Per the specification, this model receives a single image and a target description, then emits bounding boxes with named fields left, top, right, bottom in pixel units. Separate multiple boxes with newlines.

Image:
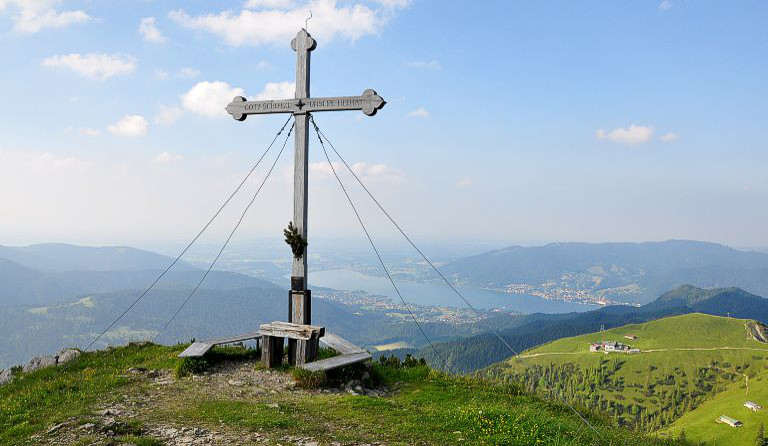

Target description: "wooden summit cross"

left=226, top=29, right=385, bottom=328
left=180, top=29, right=383, bottom=369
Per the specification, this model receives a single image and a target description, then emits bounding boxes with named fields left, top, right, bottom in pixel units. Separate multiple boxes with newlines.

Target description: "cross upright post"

left=224, top=29, right=385, bottom=365
left=289, top=29, right=316, bottom=327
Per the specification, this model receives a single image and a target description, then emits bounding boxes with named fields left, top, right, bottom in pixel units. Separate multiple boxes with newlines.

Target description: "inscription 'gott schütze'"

left=245, top=101, right=293, bottom=111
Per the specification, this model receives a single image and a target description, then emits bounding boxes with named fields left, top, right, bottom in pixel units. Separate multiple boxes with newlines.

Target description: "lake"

left=309, top=269, right=598, bottom=314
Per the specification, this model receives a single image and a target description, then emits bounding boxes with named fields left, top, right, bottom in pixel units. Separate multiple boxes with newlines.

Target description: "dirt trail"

left=519, top=347, right=768, bottom=358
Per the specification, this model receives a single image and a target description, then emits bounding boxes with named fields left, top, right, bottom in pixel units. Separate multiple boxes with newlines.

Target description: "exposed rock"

left=46, top=423, right=65, bottom=434
left=0, top=369, right=12, bottom=386
left=57, top=349, right=81, bottom=365
left=24, top=355, right=57, bottom=373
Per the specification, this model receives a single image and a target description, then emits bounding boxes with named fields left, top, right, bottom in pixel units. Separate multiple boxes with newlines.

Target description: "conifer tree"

left=756, top=423, right=766, bottom=446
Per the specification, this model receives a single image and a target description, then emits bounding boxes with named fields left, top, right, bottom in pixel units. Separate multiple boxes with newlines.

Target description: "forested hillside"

left=481, top=314, right=768, bottom=432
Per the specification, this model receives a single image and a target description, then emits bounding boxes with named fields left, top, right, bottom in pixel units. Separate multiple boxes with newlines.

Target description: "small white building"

left=717, top=415, right=742, bottom=427
left=745, top=401, right=762, bottom=412
left=589, top=343, right=602, bottom=352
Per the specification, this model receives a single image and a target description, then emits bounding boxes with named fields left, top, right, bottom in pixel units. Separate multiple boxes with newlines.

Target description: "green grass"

left=659, top=370, right=768, bottom=445
left=529, top=313, right=766, bottom=354
left=0, top=342, right=686, bottom=446
left=175, top=362, right=680, bottom=445
left=0, top=342, right=180, bottom=444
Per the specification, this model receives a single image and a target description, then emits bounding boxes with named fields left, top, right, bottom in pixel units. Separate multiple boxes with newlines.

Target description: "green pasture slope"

left=660, top=370, right=768, bottom=445
left=483, top=313, right=768, bottom=430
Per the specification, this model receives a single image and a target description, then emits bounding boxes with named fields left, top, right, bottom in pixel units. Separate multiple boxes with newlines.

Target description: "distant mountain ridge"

left=0, top=243, right=196, bottom=272
left=442, top=240, right=768, bottom=303
left=421, top=285, right=768, bottom=373
left=0, top=244, right=279, bottom=306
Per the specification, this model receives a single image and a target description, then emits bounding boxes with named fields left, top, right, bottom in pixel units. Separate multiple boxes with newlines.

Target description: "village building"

left=745, top=401, right=762, bottom=412
left=717, top=415, right=742, bottom=427
left=588, top=340, right=636, bottom=353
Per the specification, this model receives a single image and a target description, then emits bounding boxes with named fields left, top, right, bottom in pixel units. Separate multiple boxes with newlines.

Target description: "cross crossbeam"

left=226, top=89, right=386, bottom=120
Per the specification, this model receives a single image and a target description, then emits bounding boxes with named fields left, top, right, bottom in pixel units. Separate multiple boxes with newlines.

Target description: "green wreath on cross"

left=284, top=221, right=308, bottom=259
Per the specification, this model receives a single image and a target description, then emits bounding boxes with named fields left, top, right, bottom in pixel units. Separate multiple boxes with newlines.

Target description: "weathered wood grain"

left=300, top=351, right=371, bottom=372
left=224, top=91, right=386, bottom=118
left=261, top=335, right=284, bottom=368
left=259, top=321, right=324, bottom=340
left=178, top=342, right=213, bottom=358
left=320, top=333, right=365, bottom=355
left=178, top=332, right=262, bottom=358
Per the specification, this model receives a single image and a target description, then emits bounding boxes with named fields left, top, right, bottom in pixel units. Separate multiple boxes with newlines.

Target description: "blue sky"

left=0, top=0, right=766, bottom=248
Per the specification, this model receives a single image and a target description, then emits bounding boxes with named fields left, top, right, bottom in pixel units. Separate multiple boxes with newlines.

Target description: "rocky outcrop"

left=747, top=321, right=768, bottom=343
left=1, top=348, right=82, bottom=387
left=23, top=355, right=57, bottom=373
left=57, top=349, right=81, bottom=365
left=0, top=369, right=12, bottom=386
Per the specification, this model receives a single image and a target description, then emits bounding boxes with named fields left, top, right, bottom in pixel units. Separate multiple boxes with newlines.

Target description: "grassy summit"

left=0, top=343, right=681, bottom=445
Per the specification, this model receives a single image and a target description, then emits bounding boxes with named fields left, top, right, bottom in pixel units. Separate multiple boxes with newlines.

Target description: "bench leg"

left=292, top=336, right=320, bottom=367
left=261, top=335, right=284, bottom=369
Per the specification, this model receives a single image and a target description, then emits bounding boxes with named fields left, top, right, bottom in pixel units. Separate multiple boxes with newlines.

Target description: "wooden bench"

left=179, top=325, right=370, bottom=373
left=259, top=321, right=324, bottom=368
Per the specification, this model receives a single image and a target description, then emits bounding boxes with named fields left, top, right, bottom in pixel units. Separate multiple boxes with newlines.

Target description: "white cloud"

left=108, top=115, right=148, bottom=137
left=596, top=124, right=653, bottom=144
left=375, top=0, right=411, bottom=9
left=155, top=105, right=183, bottom=125
left=244, top=0, right=297, bottom=8
left=658, top=0, right=673, bottom=11
left=169, top=0, right=409, bottom=47
left=178, top=67, right=200, bottom=78
left=407, top=108, right=429, bottom=118
left=78, top=127, right=101, bottom=137
left=139, top=17, right=166, bottom=43
left=154, top=69, right=170, bottom=80
left=42, top=53, right=137, bottom=81
left=405, top=60, right=441, bottom=70
left=0, top=1, right=91, bottom=33
left=310, top=161, right=403, bottom=183
left=181, top=81, right=245, bottom=118
left=154, top=151, right=183, bottom=164
left=255, top=81, right=295, bottom=100
left=660, top=132, right=680, bottom=142
left=0, top=150, right=93, bottom=172
left=457, top=178, right=474, bottom=188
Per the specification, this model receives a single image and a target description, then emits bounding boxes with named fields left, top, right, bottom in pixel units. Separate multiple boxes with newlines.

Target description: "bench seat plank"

left=178, top=332, right=262, bottom=358
left=300, top=351, right=371, bottom=372
left=320, top=333, right=365, bottom=355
